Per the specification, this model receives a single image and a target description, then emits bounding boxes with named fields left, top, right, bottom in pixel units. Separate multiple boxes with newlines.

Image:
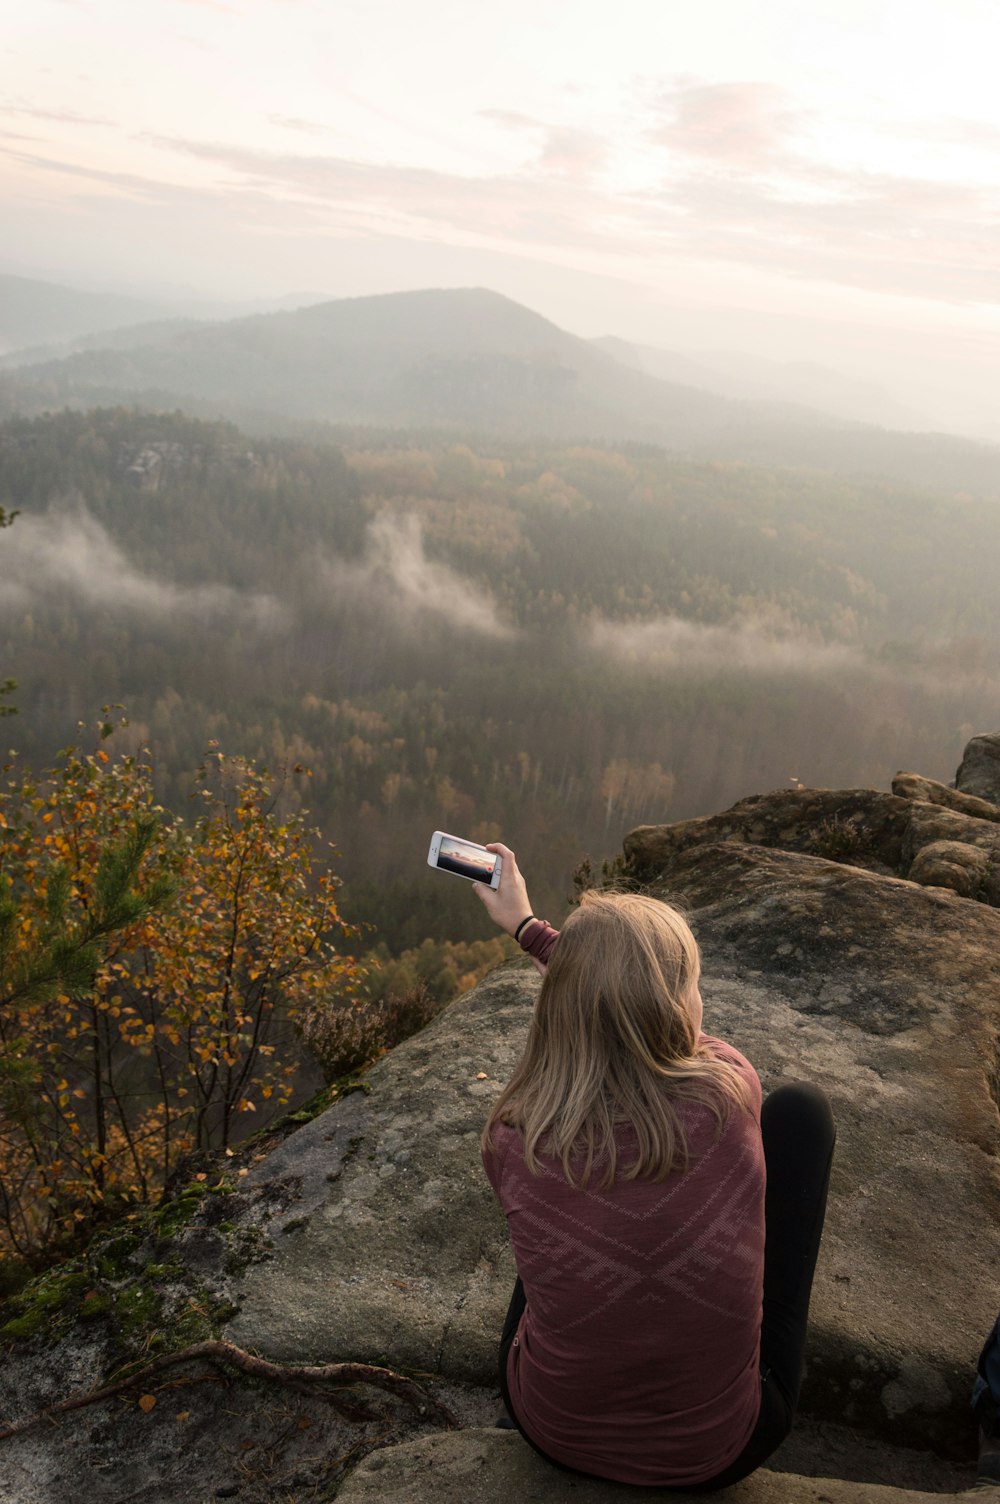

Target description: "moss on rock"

left=0, top=1163, right=270, bottom=1372
left=0, top=1266, right=91, bottom=1341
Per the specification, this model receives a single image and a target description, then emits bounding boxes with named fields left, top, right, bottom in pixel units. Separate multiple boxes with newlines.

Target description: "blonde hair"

left=483, top=891, right=754, bottom=1189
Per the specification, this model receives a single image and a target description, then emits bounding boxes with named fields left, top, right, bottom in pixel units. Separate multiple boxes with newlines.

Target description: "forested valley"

left=3, top=405, right=1000, bottom=961
left=3, top=401, right=1000, bottom=1265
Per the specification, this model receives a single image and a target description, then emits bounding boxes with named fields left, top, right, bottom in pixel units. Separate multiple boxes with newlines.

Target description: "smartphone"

left=427, top=831, right=503, bottom=888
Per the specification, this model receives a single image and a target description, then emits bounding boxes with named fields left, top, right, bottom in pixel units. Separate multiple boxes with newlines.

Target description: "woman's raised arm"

left=473, top=843, right=549, bottom=976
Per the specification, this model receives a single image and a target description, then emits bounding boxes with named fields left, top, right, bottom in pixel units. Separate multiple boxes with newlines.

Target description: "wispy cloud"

left=538, top=126, right=608, bottom=178
left=6, top=73, right=998, bottom=312
left=131, top=133, right=616, bottom=254
left=129, top=113, right=1000, bottom=306
left=482, top=110, right=608, bottom=179
left=1, top=146, right=203, bottom=204
left=648, top=80, right=801, bottom=168
left=0, top=99, right=113, bottom=127
left=587, top=611, right=1000, bottom=690
left=636, top=79, right=1000, bottom=305
left=587, top=613, right=858, bottom=675
left=175, top=0, right=237, bottom=12
left=920, top=116, right=1000, bottom=153
left=0, top=508, right=287, bottom=628
left=318, top=514, right=515, bottom=638
left=480, top=110, right=537, bottom=132
left=267, top=114, right=328, bottom=136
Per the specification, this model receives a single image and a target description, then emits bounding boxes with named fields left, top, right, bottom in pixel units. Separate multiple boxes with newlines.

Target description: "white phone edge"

left=426, top=830, right=502, bottom=889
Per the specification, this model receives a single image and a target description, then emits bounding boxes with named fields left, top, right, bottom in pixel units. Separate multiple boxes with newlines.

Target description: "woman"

left=475, top=842, right=835, bottom=1491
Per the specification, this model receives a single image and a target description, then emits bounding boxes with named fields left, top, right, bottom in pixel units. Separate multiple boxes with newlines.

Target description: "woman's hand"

left=473, top=843, right=533, bottom=937
left=474, top=844, right=547, bottom=976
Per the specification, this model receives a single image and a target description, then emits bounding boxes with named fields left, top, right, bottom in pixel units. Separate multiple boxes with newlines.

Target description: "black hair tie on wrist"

left=514, top=914, right=537, bottom=943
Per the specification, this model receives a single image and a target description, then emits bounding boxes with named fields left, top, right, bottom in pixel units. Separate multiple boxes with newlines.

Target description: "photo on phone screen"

left=427, top=831, right=501, bottom=887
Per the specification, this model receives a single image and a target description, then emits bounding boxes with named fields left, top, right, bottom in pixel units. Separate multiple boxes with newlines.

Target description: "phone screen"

left=436, top=834, right=499, bottom=884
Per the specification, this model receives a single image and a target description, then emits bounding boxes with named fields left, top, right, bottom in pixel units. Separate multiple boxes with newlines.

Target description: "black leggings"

left=498, top=1081, right=836, bottom=1492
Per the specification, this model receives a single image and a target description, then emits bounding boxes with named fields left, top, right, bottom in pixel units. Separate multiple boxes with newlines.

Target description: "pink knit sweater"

left=482, top=1027, right=765, bottom=1487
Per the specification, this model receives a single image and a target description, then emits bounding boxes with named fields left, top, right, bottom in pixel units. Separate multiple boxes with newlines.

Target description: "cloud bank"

left=587, top=610, right=1000, bottom=691
left=587, top=612, right=859, bottom=675
left=319, top=514, right=515, bottom=639
left=0, top=508, right=287, bottom=628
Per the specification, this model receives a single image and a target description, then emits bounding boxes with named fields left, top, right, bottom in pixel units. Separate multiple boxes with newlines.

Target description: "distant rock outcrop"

left=2, top=733, right=999, bottom=1500
left=890, top=771, right=1000, bottom=823
left=955, top=733, right=1000, bottom=807
left=627, top=751, right=1000, bottom=912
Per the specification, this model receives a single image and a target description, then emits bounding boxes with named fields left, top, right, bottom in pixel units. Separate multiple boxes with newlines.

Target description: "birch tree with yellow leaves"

left=0, top=719, right=360, bottom=1265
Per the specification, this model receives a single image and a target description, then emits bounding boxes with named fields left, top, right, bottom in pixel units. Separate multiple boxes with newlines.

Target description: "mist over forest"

left=2, top=352, right=999, bottom=958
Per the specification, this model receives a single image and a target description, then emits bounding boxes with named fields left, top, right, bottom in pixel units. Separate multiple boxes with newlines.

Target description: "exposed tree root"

left=0, top=1337, right=457, bottom=1441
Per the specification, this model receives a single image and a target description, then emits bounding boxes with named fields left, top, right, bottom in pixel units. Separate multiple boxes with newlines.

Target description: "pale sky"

left=2, top=0, right=999, bottom=434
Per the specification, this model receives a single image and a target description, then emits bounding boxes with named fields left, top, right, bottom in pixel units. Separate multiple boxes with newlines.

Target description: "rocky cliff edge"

left=2, top=741, right=1000, bottom=1501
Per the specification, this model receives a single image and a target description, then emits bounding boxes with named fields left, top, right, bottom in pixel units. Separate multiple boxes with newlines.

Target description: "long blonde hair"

left=483, top=891, right=754, bottom=1188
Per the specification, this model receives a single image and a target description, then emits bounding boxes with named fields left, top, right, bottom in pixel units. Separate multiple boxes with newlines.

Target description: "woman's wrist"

left=518, top=919, right=559, bottom=967
left=513, top=914, right=537, bottom=942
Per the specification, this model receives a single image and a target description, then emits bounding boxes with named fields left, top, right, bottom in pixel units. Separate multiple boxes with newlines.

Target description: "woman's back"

left=483, top=1034, right=765, bottom=1487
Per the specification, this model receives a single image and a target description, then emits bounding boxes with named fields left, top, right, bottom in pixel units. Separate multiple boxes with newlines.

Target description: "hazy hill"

left=0, top=315, right=207, bottom=372
left=0, top=274, right=173, bottom=356
left=3, top=286, right=998, bottom=494
left=0, top=273, right=337, bottom=366
left=0, top=286, right=757, bottom=434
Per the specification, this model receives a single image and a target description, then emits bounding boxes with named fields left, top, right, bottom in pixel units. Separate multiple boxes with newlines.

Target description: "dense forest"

left=2, top=407, right=1000, bottom=956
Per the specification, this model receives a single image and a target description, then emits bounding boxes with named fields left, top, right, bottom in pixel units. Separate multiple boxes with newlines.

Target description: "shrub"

left=298, top=984, right=441, bottom=1081
left=0, top=718, right=360, bottom=1264
left=810, top=816, right=865, bottom=862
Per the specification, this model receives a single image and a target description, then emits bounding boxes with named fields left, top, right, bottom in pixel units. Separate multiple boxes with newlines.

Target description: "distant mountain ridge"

left=2, top=286, right=998, bottom=494
left=0, top=272, right=333, bottom=365
left=0, top=274, right=172, bottom=356
left=0, top=316, right=207, bottom=372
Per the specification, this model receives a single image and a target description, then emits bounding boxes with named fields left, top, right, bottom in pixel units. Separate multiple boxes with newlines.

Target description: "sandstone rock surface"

left=907, top=840, right=994, bottom=899
left=956, top=733, right=1000, bottom=806
left=892, top=771, right=1000, bottom=823
left=624, top=787, right=911, bottom=878
left=626, top=781, right=1000, bottom=907
left=624, top=839, right=1000, bottom=1454
left=902, top=803, right=1000, bottom=876
left=336, top=1429, right=984, bottom=1504
left=223, top=832, right=1000, bottom=1460
left=5, top=744, right=1000, bottom=1501
left=224, top=964, right=532, bottom=1380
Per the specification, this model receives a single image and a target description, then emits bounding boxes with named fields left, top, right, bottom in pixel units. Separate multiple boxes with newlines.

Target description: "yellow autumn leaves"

left=0, top=722, right=361, bottom=1263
